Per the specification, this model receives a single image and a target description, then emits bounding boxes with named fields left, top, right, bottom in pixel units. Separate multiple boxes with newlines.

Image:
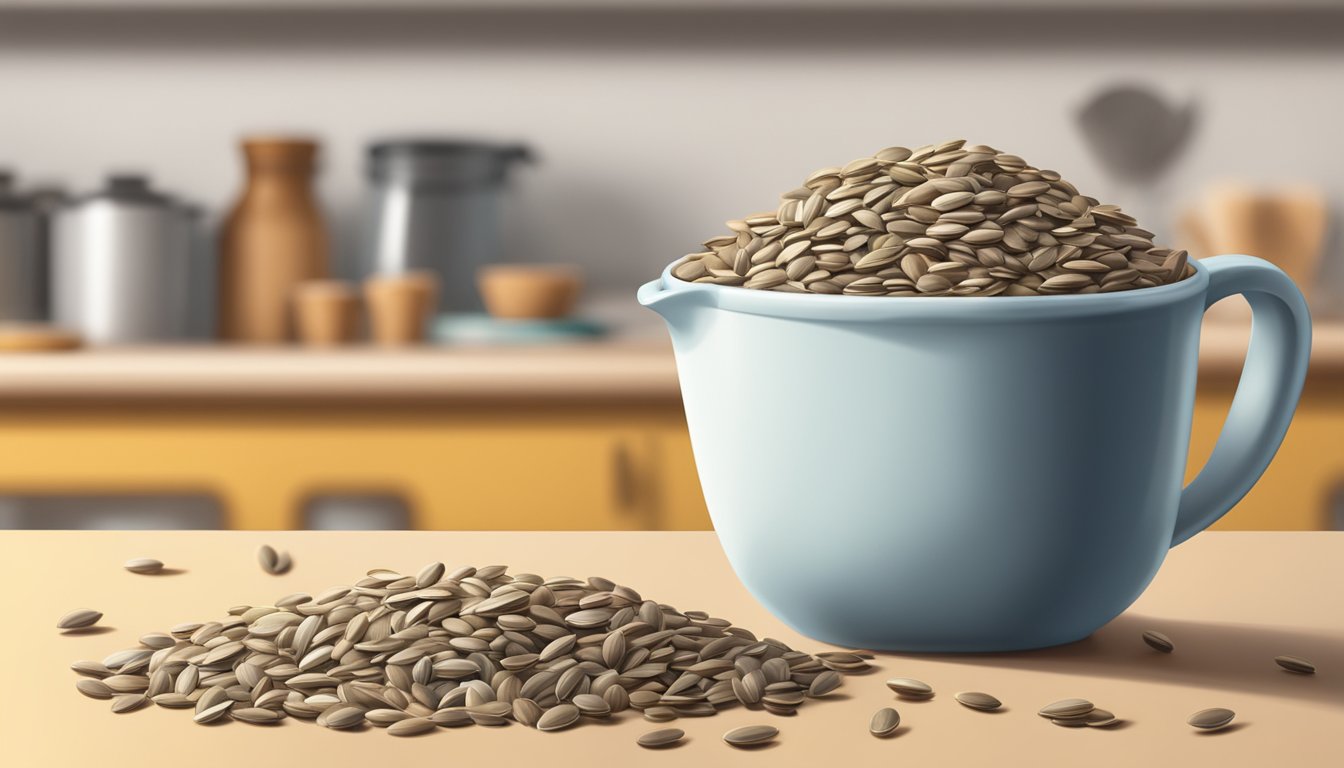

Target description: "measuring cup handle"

left=1171, top=255, right=1312, bottom=546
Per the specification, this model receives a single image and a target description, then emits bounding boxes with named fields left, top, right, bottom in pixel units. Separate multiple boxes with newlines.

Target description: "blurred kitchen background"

left=0, top=0, right=1341, bottom=531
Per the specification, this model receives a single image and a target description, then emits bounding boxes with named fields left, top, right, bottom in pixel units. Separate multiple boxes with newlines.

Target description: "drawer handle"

left=612, top=443, right=637, bottom=512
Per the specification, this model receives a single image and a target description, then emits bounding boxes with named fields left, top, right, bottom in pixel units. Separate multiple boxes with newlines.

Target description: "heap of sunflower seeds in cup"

left=68, top=564, right=865, bottom=734
left=672, top=139, right=1191, bottom=296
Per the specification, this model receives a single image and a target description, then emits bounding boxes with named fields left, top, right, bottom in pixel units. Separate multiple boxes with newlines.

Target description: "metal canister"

left=360, top=140, right=532, bottom=312
left=0, top=171, right=46, bottom=321
left=51, top=174, right=195, bottom=344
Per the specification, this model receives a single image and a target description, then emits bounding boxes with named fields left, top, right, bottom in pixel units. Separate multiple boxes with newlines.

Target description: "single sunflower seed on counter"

left=58, top=609, right=103, bottom=630
left=1188, top=708, right=1236, bottom=731
left=724, top=724, right=779, bottom=748
left=1274, top=655, right=1316, bottom=674
left=870, top=707, right=901, bottom=737
left=257, top=545, right=292, bottom=575
left=638, top=727, right=686, bottom=749
left=1142, top=630, right=1174, bottom=653
left=886, top=678, right=934, bottom=699
left=124, top=558, right=164, bottom=575
left=955, top=692, right=1002, bottom=711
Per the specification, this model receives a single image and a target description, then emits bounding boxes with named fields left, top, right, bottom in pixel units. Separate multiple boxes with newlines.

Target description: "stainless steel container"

left=52, top=175, right=195, bottom=344
left=0, top=171, right=46, bottom=321
left=360, top=141, right=531, bottom=312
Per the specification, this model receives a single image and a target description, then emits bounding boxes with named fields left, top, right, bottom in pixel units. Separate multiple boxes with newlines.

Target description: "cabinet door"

left=408, top=427, right=660, bottom=530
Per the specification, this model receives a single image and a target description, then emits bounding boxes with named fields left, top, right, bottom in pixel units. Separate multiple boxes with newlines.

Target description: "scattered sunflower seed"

left=387, top=717, right=436, bottom=737
left=57, top=609, right=103, bottom=631
left=1274, top=655, right=1316, bottom=674
left=1084, top=708, right=1119, bottom=727
left=257, top=545, right=292, bottom=575
left=637, top=728, right=686, bottom=749
left=886, top=678, right=934, bottom=699
left=723, top=724, right=778, bottom=747
left=1142, top=630, right=1174, bottom=653
left=870, top=707, right=901, bottom=737
left=1188, top=708, right=1236, bottom=731
left=955, top=691, right=1002, bottom=711
left=1039, top=698, right=1094, bottom=719
left=124, top=558, right=165, bottom=575
left=111, top=694, right=149, bottom=714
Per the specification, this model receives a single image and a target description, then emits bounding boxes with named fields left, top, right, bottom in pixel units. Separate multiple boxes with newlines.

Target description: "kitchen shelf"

left=0, top=322, right=1340, bottom=402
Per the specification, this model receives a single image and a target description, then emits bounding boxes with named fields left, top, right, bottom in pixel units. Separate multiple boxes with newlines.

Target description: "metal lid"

left=368, top=139, right=533, bottom=189
left=0, top=169, right=31, bottom=212
left=70, top=174, right=173, bottom=207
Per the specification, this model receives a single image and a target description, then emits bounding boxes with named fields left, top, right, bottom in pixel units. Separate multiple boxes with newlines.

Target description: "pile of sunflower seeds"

left=672, top=140, right=1191, bottom=296
left=69, top=564, right=865, bottom=734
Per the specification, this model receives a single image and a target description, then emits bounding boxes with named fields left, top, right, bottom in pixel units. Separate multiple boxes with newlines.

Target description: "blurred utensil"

left=1180, top=182, right=1328, bottom=320
left=478, top=263, right=581, bottom=320
left=360, top=140, right=532, bottom=313
left=294, top=280, right=359, bottom=347
left=51, top=174, right=195, bottom=344
left=364, top=271, right=438, bottom=346
left=0, top=171, right=46, bottom=322
left=220, top=137, right=329, bottom=343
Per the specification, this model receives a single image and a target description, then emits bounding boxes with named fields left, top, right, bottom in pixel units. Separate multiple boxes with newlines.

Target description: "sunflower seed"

left=886, top=678, right=933, bottom=699
left=1142, top=630, right=1174, bottom=653
left=323, top=706, right=366, bottom=730
left=58, top=609, right=103, bottom=630
left=638, top=727, right=686, bottom=748
left=724, top=724, right=778, bottom=747
left=124, top=558, right=164, bottom=575
left=192, top=700, right=234, bottom=725
left=1275, top=655, right=1315, bottom=674
left=233, top=707, right=284, bottom=725
left=76, top=679, right=114, bottom=699
left=1188, top=708, right=1236, bottom=731
left=386, top=717, right=435, bottom=737
left=537, top=703, right=581, bottom=732
left=1039, top=699, right=1094, bottom=719
left=257, top=545, right=292, bottom=575
left=955, top=691, right=1002, bottom=711
left=870, top=707, right=901, bottom=737
left=1084, top=708, right=1119, bottom=727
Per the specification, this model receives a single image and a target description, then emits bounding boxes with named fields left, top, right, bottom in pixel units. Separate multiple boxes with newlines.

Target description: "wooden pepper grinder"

left=219, top=137, right=329, bottom=342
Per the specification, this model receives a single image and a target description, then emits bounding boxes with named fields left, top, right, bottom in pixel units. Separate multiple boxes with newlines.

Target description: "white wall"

left=0, top=6, right=1340, bottom=306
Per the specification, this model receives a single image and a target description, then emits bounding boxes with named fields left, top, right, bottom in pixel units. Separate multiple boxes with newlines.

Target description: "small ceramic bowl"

left=478, top=264, right=581, bottom=319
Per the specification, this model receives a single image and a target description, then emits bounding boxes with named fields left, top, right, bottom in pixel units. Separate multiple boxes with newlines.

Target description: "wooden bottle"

left=219, top=138, right=329, bottom=342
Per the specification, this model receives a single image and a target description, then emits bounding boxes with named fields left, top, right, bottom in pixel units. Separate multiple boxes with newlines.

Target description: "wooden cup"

left=477, top=264, right=582, bottom=320
left=294, top=280, right=359, bottom=347
left=363, top=272, right=439, bottom=346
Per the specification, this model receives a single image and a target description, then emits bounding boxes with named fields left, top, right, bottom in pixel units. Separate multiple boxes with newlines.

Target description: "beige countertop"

left=0, top=530, right=1339, bottom=766
left=0, top=321, right=1340, bottom=401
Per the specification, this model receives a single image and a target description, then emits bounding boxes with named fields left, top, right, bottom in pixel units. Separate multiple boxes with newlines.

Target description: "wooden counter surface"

left=0, top=321, right=1339, bottom=401
left=1, top=531, right=1339, bottom=766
